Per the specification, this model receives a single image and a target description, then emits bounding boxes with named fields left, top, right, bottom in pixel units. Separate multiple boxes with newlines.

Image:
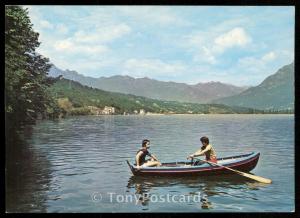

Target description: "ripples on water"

left=6, top=115, right=294, bottom=212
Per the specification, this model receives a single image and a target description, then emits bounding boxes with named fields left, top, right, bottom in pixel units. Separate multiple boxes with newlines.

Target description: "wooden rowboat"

left=126, top=152, right=260, bottom=176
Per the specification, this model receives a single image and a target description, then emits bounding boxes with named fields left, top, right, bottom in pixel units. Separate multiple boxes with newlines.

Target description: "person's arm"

left=145, top=150, right=157, bottom=161
left=188, top=145, right=212, bottom=159
left=150, top=154, right=159, bottom=161
left=135, top=151, right=143, bottom=167
left=193, top=144, right=211, bottom=157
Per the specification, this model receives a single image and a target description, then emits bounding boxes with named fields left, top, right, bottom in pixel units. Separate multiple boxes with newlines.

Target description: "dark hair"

left=142, top=139, right=150, bottom=147
left=200, top=136, right=209, bottom=145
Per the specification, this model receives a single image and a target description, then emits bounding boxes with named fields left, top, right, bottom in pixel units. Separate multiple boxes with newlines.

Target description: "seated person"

left=135, top=139, right=162, bottom=169
left=187, top=136, right=218, bottom=164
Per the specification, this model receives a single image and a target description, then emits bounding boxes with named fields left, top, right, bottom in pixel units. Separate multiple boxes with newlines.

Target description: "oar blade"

left=199, top=158, right=272, bottom=184
left=241, top=172, right=272, bottom=184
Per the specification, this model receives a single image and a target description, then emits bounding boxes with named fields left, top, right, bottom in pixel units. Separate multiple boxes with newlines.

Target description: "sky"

left=25, top=6, right=294, bottom=86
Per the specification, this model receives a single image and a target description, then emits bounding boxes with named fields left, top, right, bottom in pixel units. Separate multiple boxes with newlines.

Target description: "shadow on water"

left=6, top=125, right=52, bottom=212
left=126, top=174, right=269, bottom=210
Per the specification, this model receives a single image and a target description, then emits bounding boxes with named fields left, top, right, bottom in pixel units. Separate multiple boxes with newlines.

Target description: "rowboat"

left=126, top=152, right=260, bottom=176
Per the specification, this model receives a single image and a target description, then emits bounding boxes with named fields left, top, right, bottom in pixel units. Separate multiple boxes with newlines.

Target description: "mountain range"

left=49, top=78, right=263, bottom=115
left=213, top=62, right=294, bottom=110
left=48, top=61, right=294, bottom=111
left=48, top=65, right=248, bottom=103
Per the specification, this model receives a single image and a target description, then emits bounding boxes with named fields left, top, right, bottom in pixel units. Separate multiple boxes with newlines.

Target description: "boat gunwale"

left=158, top=152, right=256, bottom=166
left=128, top=152, right=259, bottom=173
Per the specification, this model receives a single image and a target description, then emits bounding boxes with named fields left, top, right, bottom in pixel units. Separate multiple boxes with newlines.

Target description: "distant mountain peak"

left=213, top=62, right=294, bottom=110
left=48, top=64, right=249, bottom=103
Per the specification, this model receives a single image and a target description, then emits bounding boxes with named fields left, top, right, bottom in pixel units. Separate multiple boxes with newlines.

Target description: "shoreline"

left=36, top=113, right=294, bottom=122
left=90, top=113, right=294, bottom=116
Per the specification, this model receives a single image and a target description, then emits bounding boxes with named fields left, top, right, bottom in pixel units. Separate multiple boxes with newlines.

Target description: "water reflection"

left=6, top=126, right=52, bottom=212
left=126, top=174, right=269, bottom=210
left=5, top=115, right=293, bottom=212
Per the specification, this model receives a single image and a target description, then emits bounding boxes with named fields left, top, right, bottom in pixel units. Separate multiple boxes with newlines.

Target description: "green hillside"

left=49, top=65, right=248, bottom=103
left=48, top=78, right=263, bottom=115
left=213, top=62, right=294, bottom=110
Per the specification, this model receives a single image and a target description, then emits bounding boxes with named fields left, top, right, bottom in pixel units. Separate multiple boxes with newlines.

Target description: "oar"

left=195, top=158, right=272, bottom=184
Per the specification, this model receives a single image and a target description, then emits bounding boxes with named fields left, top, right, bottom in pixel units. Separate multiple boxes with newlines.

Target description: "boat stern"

left=126, top=160, right=137, bottom=175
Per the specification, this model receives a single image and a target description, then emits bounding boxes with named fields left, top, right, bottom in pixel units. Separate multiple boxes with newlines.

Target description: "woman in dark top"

left=135, top=139, right=162, bottom=169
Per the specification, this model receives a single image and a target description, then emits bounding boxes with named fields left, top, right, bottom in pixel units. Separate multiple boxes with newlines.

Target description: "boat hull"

left=127, top=152, right=260, bottom=176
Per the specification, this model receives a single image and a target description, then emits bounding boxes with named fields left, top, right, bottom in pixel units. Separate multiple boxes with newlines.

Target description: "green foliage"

left=57, top=98, right=73, bottom=114
left=5, top=6, right=60, bottom=131
left=70, top=107, right=92, bottom=116
left=49, top=79, right=265, bottom=115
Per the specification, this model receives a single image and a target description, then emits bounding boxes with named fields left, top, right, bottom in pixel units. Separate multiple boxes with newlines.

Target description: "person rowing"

left=135, top=139, right=162, bottom=169
left=187, top=136, right=218, bottom=164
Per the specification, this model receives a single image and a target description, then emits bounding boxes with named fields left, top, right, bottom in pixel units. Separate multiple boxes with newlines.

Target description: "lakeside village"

left=54, top=98, right=293, bottom=119
left=87, top=106, right=171, bottom=116
left=53, top=97, right=200, bottom=117
left=52, top=98, right=293, bottom=119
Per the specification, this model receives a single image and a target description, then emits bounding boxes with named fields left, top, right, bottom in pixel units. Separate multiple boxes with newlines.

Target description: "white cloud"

left=231, top=53, right=277, bottom=85
left=25, top=6, right=51, bottom=32
left=73, top=23, right=131, bottom=44
left=237, top=56, right=265, bottom=70
left=228, top=47, right=293, bottom=86
left=238, top=51, right=277, bottom=69
left=39, top=20, right=54, bottom=29
left=25, top=6, right=293, bottom=86
left=56, top=24, right=69, bottom=35
left=117, top=6, right=190, bottom=26
left=26, top=6, right=133, bottom=77
left=184, top=27, right=252, bottom=64
left=281, top=49, right=294, bottom=61
left=261, top=51, right=276, bottom=62
left=186, top=34, right=204, bottom=47
left=26, top=6, right=131, bottom=57
left=54, top=39, right=109, bottom=56
left=193, top=46, right=216, bottom=64
left=51, top=23, right=130, bottom=59
left=214, top=27, right=251, bottom=52
left=54, top=39, right=72, bottom=50
left=123, top=58, right=186, bottom=77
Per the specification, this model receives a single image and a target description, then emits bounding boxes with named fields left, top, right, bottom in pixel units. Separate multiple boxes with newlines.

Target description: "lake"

left=6, top=114, right=294, bottom=212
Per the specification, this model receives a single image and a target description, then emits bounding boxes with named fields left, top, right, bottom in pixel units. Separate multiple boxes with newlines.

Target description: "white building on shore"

left=102, top=106, right=115, bottom=115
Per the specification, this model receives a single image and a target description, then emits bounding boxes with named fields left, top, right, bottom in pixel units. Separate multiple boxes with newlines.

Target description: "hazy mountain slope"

left=48, top=65, right=247, bottom=103
left=193, top=81, right=248, bottom=99
left=48, top=78, right=263, bottom=114
left=213, top=62, right=294, bottom=110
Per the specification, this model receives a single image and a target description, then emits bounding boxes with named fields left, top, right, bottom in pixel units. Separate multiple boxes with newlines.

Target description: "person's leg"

left=145, top=158, right=155, bottom=162
left=143, top=160, right=162, bottom=167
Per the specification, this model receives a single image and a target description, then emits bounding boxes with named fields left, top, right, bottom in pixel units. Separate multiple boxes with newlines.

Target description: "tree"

left=57, top=98, right=73, bottom=114
left=5, top=6, right=58, bottom=131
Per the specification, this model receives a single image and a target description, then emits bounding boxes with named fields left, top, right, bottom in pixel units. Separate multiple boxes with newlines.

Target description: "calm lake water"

left=6, top=114, right=294, bottom=212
